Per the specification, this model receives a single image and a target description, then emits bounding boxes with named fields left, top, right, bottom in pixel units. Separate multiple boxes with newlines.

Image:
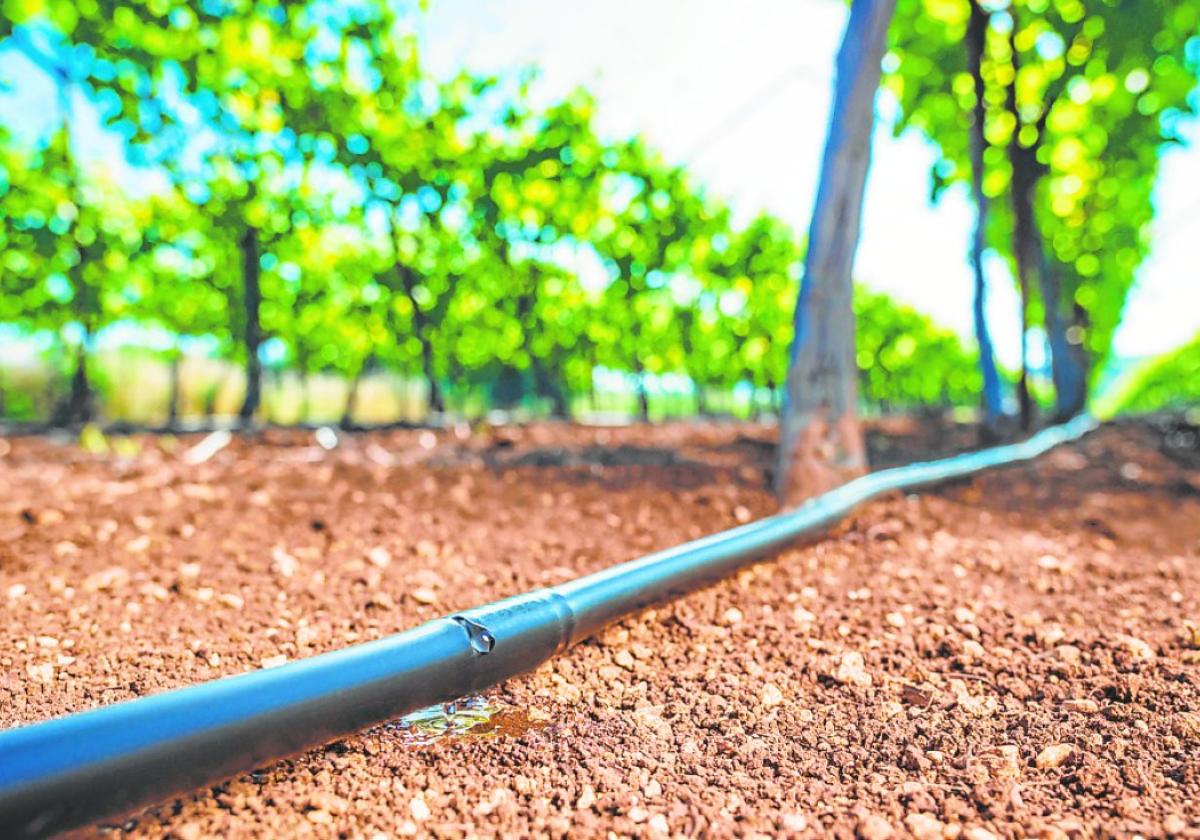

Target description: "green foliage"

left=886, top=0, right=1200, bottom=379
left=1104, top=333, right=1200, bottom=415
left=0, top=0, right=1002, bottom=422
left=855, top=287, right=981, bottom=408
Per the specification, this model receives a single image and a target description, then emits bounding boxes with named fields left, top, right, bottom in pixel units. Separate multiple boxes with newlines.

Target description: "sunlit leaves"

left=1106, top=332, right=1200, bottom=414
left=855, top=287, right=981, bottom=407
left=887, top=0, right=1199, bottom=394
left=1, top=0, right=1000, bottom=417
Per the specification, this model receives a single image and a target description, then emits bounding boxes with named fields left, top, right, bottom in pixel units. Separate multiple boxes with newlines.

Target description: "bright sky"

left=416, top=0, right=1200, bottom=365
left=1, top=0, right=1196, bottom=366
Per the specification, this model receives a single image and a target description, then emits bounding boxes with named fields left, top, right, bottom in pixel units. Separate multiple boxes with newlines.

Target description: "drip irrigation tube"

left=0, top=414, right=1097, bottom=837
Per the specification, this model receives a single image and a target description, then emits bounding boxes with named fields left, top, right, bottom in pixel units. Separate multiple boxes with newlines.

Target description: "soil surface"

left=2, top=416, right=1200, bottom=839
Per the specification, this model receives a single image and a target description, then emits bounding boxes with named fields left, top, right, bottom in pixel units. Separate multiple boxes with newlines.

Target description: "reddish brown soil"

left=2, top=417, right=1200, bottom=839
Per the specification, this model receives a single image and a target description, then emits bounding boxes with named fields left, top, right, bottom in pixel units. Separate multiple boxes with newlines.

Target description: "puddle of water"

left=385, top=694, right=549, bottom=747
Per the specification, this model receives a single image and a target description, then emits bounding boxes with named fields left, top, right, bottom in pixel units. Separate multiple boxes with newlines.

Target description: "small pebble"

left=1114, top=634, right=1155, bottom=661
left=858, top=812, right=893, bottom=840
left=836, top=652, right=872, bottom=687
left=1164, top=815, right=1188, bottom=835
left=761, top=682, right=785, bottom=708
left=1036, top=744, right=1074, bottom=769
left=963, top=828, right=999, bottom=840
left=576, top=786, right=596, bottom=809
left=905, top=813, right=944, bottom=840
left=306, top=810, right=332, bottom=825
left=367, top=547, right=392, bottom=568
left=410, top=797, right=431, bottom=821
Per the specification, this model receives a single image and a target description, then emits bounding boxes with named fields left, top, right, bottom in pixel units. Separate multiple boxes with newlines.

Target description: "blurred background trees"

left=887, top=0, right=1199, bottom=427
left=0, top=0, right=1196, bottom=430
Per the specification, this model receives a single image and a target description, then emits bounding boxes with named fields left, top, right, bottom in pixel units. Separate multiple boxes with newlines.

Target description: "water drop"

left=453, top=616, right=496, bottom=654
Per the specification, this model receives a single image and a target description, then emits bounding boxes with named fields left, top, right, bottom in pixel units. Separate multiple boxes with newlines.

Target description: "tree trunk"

left=776, top=0, right=894, bottom=504
left=418, top=325, right=443, bottom=416
left=166, top=350, right=182, bottom=430
left=238, top=227, right=262, bottom=426
left=966, top=0, right=1004, bottom=434
left=396, top=265, right=443, bottom=417
left=1010, top=140, right=1087, bottom=425
left=340, top=355, right=373, bottom=430
left=1039, top=256, right=1088, bottom=419
left=66, top=337, right=94, bottom=425
left=532, top=364, right=568, bottom=419
left=1008, top=169, right=1036, bottom=432
left=1008, top=18, right=1086, bottom=424
left=634, top=368, right=650, bottom=422
left=1003, top=33, right=1036, bottom=432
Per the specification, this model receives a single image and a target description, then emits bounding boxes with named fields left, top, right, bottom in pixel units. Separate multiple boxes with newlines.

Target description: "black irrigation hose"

left=0, top=414, right=1098, bottom=837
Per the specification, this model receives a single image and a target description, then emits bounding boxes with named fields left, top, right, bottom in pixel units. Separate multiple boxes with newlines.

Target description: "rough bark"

left=776, top=0, right=895, bottom=504
left=966, top=0, right=1004, bottom=433
left=237, top=227, right=262, bottom=426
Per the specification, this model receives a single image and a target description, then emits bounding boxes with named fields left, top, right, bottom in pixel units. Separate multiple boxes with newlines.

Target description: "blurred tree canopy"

left=1106, top=332, right=1200, bottom=415
left=0, top=0, right=1194, bottom=426
left=886, top=0, right=1199, bottom=422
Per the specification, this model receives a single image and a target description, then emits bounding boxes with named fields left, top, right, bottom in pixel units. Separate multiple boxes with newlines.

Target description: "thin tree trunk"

left=166, top=350, right=182, bottom=430
left=340, top=355, right=373, bottom=430
left=1039, top=255, right=1087, bottom=419
left=532, top=364, right=568, bottom=418
left=238, top=227, right=262, bottom=426
left=67, top=336, right=93, bottom=425
left=695, top=381, right=709, bottom=417
left=202, top=370, right=226, bottom=423
left=415, top=312, right=443, bottom=416
left=1003, top=32, right=1035, bottom=432
left=1009, top=182, right=1035, bottom=432
left=395, top=264, right=443, bottom=417
left=634, top=367, right=650, bottom=422
left=966, top=0, right=1004, bottom=434
left=1009, top=121, right=1085, bottom=424
left=776, top=0, right=894, bottom=503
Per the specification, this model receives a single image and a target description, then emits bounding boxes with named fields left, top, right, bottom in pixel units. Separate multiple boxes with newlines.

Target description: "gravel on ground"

left=2, top=417, right=1199, bottom=838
